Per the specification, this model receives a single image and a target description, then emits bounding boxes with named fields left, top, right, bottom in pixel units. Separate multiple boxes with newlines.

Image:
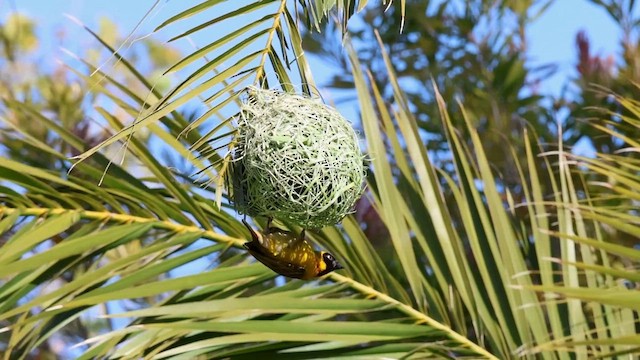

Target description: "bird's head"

left=317, top=252, right=343, bottom=277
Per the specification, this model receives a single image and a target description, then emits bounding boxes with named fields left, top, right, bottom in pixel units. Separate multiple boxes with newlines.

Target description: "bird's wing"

left=244, top=242, right=306, bottom=279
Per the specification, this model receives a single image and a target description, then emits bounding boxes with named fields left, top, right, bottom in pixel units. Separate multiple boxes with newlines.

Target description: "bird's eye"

left=323, top=253, right=334, bottom=262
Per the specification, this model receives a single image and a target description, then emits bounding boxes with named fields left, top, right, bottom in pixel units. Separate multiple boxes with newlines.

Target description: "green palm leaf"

left=1, top=1, right=638, bottom=359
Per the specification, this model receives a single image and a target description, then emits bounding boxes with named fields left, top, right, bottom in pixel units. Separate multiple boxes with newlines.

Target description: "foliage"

left=0, top=1, right=638, bottom=359
left=567, top=0, right=640, bottom=156
left=304, top=0, right=556, bottom=189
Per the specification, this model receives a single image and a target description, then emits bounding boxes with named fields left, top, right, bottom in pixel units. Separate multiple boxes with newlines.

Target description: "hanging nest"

left=231, top=86, right=367, bottom=229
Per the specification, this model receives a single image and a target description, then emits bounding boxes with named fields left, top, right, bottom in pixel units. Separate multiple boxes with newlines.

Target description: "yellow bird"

left=242, top=219, right=343, bottom=280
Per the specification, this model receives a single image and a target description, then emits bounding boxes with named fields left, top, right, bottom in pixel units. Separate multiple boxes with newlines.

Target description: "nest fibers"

left=232, top=87, right=367, bottom=229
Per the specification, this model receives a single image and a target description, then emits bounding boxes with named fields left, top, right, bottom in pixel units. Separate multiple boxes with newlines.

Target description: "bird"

left=242, top=218, right=343, bottom=280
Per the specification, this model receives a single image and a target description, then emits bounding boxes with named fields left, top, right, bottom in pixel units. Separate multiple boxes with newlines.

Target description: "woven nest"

left=232, top=87, right=366, bottom=229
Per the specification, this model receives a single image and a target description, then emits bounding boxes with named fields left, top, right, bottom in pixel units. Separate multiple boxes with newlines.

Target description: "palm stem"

left=330, top=272, right=499, bottom=360
left=1, top=205, right=497, bottom=358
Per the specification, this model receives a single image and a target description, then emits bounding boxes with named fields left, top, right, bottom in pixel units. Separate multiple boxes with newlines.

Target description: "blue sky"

left=529, top=0, right=623, bottom=96
left=1, top=0, right=628, bottom=97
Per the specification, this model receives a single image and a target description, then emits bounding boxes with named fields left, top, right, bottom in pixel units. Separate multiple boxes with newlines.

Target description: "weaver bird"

left=242, top=219, right=343, bottom=280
